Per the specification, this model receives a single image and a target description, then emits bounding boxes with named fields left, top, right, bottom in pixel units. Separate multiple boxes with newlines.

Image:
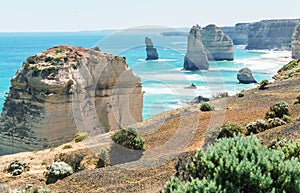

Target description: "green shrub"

left=74, top=132, right=88, bottom=143
left=217, top=122, right=246, bottom=138
left=55, top=49, right=63, bottom=54
left=111, top=127, right=145, bottom=150
left=199, top=102, right=214, bottom=112
left=246, top=119, right=268, bottom=134
left=282, top=115, right=292, bottom=123
left=278, top=59, right=300, bottom=72
left=259, top=79, right=269, bottom=90
left=62, top=144, right=73, bottom=149
left=237, top=92, right=244, bottom=97
left=165, top=135, right=300, bottom=193
left=46, top=162, right=73, bottom=184
left=266, top=101, right=289, bottom=119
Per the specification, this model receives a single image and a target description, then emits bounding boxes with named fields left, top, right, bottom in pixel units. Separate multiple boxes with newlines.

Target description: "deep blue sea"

left=0, top=29, right=290, bottom=120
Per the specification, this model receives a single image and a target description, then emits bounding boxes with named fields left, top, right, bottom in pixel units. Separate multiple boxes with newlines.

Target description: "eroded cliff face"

left=292, top=24, right=300, bottom=59
left=202, top=24, right=234, bottom=61
left=233, top=23, right=250, bottom=45
left=246, top=19, right=300, bottom=50
left=0, top=46, right=143, bottom=153
left=184, top=26, right=209, bottom=71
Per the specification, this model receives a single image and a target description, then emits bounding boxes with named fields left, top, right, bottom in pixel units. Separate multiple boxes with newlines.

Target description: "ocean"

left=0, top=28, right=290, bottom=120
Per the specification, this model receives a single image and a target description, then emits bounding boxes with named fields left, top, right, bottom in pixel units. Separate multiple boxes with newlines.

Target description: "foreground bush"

left=217, top=122, right=246, bottom=138
left=111, top=127, right=145, bottom=150
left=199, top=102, right=214, bottom=111
left=165, top=135, right=300, bottom=193
left=270, top=138, right=300, bottom=160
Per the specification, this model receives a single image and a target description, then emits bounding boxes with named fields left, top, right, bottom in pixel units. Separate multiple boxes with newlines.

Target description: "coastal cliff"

left=292, top=24, right=300, bottom=59
left=233, top=23, right=250, bottom=45
left=246, top=19, right=300, bottom=50
left=0, top=46, right=143, bottom=153
left=202, top=24, right=234, bottom=61
left=145, top=37, right=159, bottom=60
left=184, top=26, right=209, bottom=70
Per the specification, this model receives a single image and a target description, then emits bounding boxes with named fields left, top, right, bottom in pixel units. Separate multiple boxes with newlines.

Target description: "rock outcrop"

left=202, top=24, right=234, bottom=61
left=145, top=37, right=159, bottom=60
left=233, top=23, right=250, bottom=45
left=0, top=45, right=143, bottom=153
left=237, top=68, right=257, bottom=84
left=246, top=19, right=300, bottom=50
left=292, top=24, right=300, bottom=59
left=221, top=26, right=235, bottom=41
left=184, top=26, right=209, bottom=71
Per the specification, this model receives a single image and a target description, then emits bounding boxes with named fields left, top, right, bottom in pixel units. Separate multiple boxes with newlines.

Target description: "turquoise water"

left=0, top=30, right=287, bottom=120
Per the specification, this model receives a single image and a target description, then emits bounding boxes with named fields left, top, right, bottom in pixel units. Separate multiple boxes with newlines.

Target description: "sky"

left=1, top=0, right=300, bottom=32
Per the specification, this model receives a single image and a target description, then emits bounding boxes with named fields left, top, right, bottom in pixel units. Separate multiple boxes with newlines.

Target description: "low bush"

left=270, top=138, right=300, bottom=160
left=164, top=135, right=300, bottom=193
left=217, top=122, right=246, bottom=138
left=259, top=79, right=269, bottom=90
left=246, top=119, right=268, bottom=134
left=237, top=92, right=244, bottom=97
left=266, top=101, right=289, bottom=119
left=74, top=132, right=88, bottom=143
left=62, top=145, right=73, bottom=149
left=267, top=118, right=286, bottom=128
left=111, top=127, right=145, bottom=150
left=96, top=148, right=110, bottom=168
left=46, top=162, right=73, bottom=184
left=282, top=115, right=292, bottom=123
left=199, top=102, right=214, bottom=112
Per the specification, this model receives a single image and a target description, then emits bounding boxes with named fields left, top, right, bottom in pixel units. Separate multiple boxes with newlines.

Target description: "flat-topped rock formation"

left=0, top=45, right=143, bottom=153
left=184, top=26, right=209, bottom=71
left=292, top=24, right=300, bottom=59
left=202, top=24, right=234, bottom=61
left=145, top=37, right=159, bottom=60
left=246, top=19, right=300, bottom=50
left=233, top=23, right=250, bottom=45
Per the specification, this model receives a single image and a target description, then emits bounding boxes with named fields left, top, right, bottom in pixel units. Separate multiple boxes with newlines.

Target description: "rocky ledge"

left=292, top=23, right=300, bottom=59
left=202, top=24, right=234, bottom=61
left=0, top=45, right=143, bottom=153
left=184, top=26, right=209, bottom=71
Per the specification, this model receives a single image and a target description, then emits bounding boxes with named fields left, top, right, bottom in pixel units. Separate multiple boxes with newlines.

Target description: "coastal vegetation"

left=74, top=132, right=88, bottom=143
left=199, top=102, right=214, bottom=111
left=111, top=127, right=145, bottom=150
left=164, top=135, right=300, bottom=193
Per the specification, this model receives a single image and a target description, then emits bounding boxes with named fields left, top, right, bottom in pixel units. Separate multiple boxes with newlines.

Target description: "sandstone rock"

left=292, top=23, right=300, bottom=59
left=202, top=24, right=234, bottom=61
left=145, top=37, right=159, bottom=60
left=184, top=26, right=209, bottom=71
left=233, top=23, right=250, bottom=45
left=221, top=26, right=235, bottom=41
left=237, top=68, right=257, bottom=84
left=246, top=19, right=300, bottom=50
left=0, top=46, right=143, bottom=153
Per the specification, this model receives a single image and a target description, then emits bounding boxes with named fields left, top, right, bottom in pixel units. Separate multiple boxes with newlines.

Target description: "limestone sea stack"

left=292, top=23, right=300, bottom=59
left=0, top=45, right=143, bottom=153
left=246, top=19, right=300, bottom=50
left=237, top=68, right=257, bottom=84
left=201, top=24, right=234, bottom=61
left=145, top=37, right=159, bottom=60
left=184, top=26, right=209, bottom=71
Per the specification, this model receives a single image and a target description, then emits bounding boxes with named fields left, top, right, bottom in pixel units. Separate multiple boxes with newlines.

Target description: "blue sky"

left=1, top=0, right=300, bottom=32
